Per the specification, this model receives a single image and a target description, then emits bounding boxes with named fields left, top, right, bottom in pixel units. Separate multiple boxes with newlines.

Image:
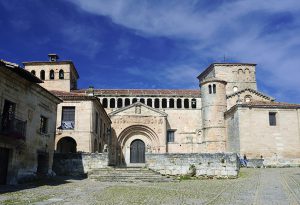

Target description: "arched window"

left=140, top=98, right=145, bottom=104
left=102, top=98, right=108, bottom=108
left=117, top=98, right=123, bottom=108
left=162, top=98, right=167, bottom=108
left=184, top=99, right=189, bottom=108
left=110, top=98, right=115, bottom=108
left=169, top=99, right=174, bottom=108
left=50, top=70, right=55, bottom=80
left=177, top=99, right=182, bottom=108
left=238, top=69, right=243, bottom=74
left=191, top=99, right=197, bottom=109
left=40, top=70, right=45, bottom=80
left=208, top=85, right=212, bottom=94
left=154, top=98, right=160, bottom=108
left=59, top=69, right=64, bottom=79
left=132, top=98, right=137, bottom=103
left=125, top=98, right=130, bottom=106
left=31, top=70, right=36, bottom=75
left=147, top=99, right=152, bottom=107
left=213, top=84, right=216, bottom=94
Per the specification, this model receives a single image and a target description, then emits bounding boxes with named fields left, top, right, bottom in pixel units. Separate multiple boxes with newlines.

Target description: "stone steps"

left=88, top=167, right=176, bottom=183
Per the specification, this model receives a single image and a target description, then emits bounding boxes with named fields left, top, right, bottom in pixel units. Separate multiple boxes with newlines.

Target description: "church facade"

left=24, top=55, right=300, bottom=167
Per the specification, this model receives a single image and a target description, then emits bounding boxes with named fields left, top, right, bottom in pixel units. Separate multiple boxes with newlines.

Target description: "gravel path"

left=0, top=168, right=299, bottom=205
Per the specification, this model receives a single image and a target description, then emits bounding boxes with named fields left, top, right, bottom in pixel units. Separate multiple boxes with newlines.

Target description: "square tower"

left=23, top=54, right=79, bottom=92
left=198, top=63, right=257, bottom=95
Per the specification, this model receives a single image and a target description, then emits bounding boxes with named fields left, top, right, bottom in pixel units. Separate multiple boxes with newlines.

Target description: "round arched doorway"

left=130, top=139, right=145, bottom=163
left=56, top=137, right=77, bottom=153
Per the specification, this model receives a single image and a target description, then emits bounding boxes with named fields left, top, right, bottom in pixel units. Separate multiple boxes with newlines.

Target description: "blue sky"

left=1, top=0, right=300, bottom=103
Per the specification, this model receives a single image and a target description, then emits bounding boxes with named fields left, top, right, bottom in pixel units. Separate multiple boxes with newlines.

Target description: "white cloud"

left=67, top=0, right=300, bottom=102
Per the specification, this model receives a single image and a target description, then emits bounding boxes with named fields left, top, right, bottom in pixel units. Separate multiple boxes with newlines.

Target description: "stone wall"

left=145, top=153, right=239, bottom=178
left=52, top=153, right=109, bottom=176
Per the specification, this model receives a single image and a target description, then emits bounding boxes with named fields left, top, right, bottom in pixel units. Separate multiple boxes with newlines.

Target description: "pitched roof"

left=50, top=90, right=94, bottom=100
left=238, top=101, right=300, bottom=109
left=73, top=89, right=201, bottom=97
left=50, top=90, right=111, bottom=122
left=108, top=102, right=168, bottom=117
left=197, top=62, right=256, bottom=81
left=227, top=88, right=274, bottom=101
left=0, top=60, right=42, bottom=83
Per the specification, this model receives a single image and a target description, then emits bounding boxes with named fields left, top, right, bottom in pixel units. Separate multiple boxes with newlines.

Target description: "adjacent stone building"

left=24, top=55, right=300, bottom=167
left=0, top=60, right=61, bottom=185
left=23, top=55, right=112, bottom=156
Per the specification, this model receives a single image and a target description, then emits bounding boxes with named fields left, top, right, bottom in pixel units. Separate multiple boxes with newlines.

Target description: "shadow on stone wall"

left=109, top=128, right=126, bottom=167
left=52, top=153, right=86, bottom=177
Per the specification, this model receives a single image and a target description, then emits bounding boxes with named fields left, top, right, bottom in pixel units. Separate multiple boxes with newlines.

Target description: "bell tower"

left=200, top=77, right=227, bottom=152
left=23, top=54, right=79, bottom=92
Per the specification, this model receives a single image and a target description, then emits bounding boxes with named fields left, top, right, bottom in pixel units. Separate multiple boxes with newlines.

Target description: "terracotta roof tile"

left=239, top=101, right=300, bottom=109
left=73, top=89, right=200, bottom=97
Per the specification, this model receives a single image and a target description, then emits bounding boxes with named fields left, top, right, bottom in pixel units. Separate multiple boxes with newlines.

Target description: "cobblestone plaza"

left=1, top=168, right=300, bottom=205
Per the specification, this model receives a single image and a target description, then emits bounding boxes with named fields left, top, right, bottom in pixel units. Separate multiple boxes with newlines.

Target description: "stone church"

left=24, top=54, right=300, bottom=167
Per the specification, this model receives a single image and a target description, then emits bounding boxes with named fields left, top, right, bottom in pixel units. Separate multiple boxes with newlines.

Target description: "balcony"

left=60, top=121, right=75, bottom=130
left=0, top=115, right=26, bottom=140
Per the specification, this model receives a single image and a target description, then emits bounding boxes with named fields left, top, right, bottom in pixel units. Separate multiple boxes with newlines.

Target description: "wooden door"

left=130, top=140, right=145, bottom=163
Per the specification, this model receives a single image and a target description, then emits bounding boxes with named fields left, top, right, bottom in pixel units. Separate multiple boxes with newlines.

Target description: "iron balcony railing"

left=0, top=115, right=26, bottom=140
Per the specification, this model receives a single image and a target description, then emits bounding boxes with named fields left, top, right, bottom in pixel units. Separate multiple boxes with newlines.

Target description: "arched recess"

left=118, top=125, right=160, bottom=148
left=56, top=137, right=77, bottom=153
left=59, top=69, right=64, bottom=79
left=117, top=125, right=160, bottom=164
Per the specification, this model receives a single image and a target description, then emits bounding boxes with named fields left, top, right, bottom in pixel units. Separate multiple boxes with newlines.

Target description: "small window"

left=191, top=99, right=196, bottom=109
left=59, top=69, right=64, bottom=79
left=208, top=85, right=212, bottom=94
left=125, top=98, right=130, bottom=106
left=269, top=112, right=277, bottom=126
left=147, top=99, right=152, bottom=107
left=169, top=98, right=174, bottom=108
left=117, top=98, right=122, bottom=108
left=102, top=98, right=108, bottom=108
left=167, top=130, right=175, bottom=142
left=40, top=70, right=45, bottom=80
left=50, top=70, right=55, bottom=80
left=110, top=99, right=115, bottom=108
left=184, top=99, right=189, bottom=108
left=162, top=98, right=167, bottom=108
left=132, top=98, right=137, bottom=103
left=40, top=116, right=48, bottom=134
left=177, top=99, right=182, bottom=108
left=154, top=98, right=159, bottom=108
left=213, top=84, right=216, bottom=94
left=31, top=70, right=36, bottom=76
left=233, top=86, right=238, bottom=92
left=140, top=98, right=145, bottom=104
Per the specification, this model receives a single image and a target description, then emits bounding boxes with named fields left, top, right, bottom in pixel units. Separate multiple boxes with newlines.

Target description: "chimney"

left=87, top=86, right=94, bottom=96
left=48, top=54, right=59, bottom=62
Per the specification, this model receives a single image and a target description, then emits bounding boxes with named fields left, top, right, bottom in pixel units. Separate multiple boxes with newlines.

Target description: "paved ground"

left=0, top=168, right=300, bottom=205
